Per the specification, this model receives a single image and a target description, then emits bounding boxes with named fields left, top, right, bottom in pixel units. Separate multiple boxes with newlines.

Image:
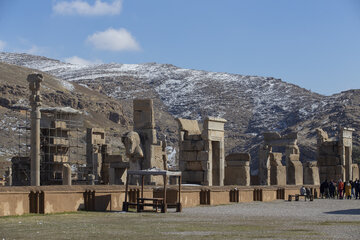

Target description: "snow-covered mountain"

left=1, top=52, right=359, bottom=167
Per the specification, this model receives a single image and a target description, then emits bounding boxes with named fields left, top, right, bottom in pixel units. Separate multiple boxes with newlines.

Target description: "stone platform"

left=0, top=185, right=319, bottom=216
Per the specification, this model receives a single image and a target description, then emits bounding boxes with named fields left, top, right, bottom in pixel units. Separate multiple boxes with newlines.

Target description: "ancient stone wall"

left=317, top=128, right=356, bottom=182
left=177, top=117, right=226, bottom=186
left=259, top=132, right=303, bottom=186
left=122, top=99, right=167, bottom=185
left=303, top=161, right=320, bottom=185
left=269, top=152, right=286, bottom=185
left=225, top=153, right=250, bottom=186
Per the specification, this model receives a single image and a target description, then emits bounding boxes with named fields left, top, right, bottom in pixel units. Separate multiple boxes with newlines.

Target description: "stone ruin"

left=122, top=99, right=167, bottom=185
left=177, top=117, right=227, bottom=186
left=224, top=153, right=250, bottom=186
left=317, top=127, right=359, bottom=182
left=259, top=132, right=309, bottom=185
left=303, top=161, right=320, bottom=185
left=7, top=73, right=355, bottom=188
left=86, top=128, right=128, bottom=185
left=269, top=152, right=286, bottom=186
left=28, top=73, right=42, bottom=186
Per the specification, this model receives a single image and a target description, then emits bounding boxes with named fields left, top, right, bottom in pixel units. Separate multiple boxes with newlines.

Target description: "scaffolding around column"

left=14, top=107, right=85, bottom=185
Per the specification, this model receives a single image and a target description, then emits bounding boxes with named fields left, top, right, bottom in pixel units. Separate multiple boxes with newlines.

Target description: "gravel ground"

left=181, top=199, right=360, bottom=221
left=178, top=199, right=360, bottom=239
left=0, top=199, right=359, bottom=239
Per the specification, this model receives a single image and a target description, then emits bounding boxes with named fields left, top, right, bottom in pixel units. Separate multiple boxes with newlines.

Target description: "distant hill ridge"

left=1, top=52, right=359, bottom=170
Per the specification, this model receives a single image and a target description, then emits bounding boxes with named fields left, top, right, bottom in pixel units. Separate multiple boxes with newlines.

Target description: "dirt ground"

left=0, top=199, right=359, bottom=239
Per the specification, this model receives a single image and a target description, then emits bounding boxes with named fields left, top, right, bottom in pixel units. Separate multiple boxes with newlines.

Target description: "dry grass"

left=0, top=210, right=335, bottom=239
left=1, top=200, right=360, bottom=239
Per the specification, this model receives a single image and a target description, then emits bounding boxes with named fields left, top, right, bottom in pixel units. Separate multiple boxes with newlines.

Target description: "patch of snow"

left=57, top=78, right=74, bottom=91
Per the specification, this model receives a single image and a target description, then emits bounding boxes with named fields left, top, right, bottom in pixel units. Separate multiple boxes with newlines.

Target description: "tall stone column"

left=27, top=73, right=43, bottom=186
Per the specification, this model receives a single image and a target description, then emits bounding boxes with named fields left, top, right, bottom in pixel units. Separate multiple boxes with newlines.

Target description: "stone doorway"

left=212, top=141, right=220, bottom=186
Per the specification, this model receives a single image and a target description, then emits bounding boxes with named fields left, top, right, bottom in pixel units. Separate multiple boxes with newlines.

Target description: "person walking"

left=324, top=180, right=329, bottom=198
left=338, top=179, right=344, bottom=199
left=350, top=180, right=355, bottom=199
left=320, top=180, right=325, bottom=199
left=329, top=180, right=335, bottom=199
left=355, top=179, right=360, bottom=199
left=345, top=181, right=352, bottom=199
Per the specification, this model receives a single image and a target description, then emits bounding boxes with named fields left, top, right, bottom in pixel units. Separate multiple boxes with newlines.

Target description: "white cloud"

left=0, top=40, right=6, bottom=51
left=25, top=45, right=46, bottom=55
left=87, top=28, right=140, bottom=51
left=64, top=56, right=102, bottom=65
left=53, top=0, right=122, bottom=16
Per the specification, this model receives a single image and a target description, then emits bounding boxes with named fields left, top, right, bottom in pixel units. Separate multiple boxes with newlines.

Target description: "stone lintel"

left=225, top=153, right=250, bottom=162
left=176, top=118, right=201, bottom=135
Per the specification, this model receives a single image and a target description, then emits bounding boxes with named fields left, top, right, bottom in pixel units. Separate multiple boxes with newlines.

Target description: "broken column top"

left=133, top=99, right=155, bottom=130
left=263, top=132, right=297, bottom=146
left=27, top=73, right=43, bottom=107
left=340, top=127, right=355, bottom=139
left=27, top=73, right=43, bottom=87
left=204, top=117, right=227, bottom=131
left=176, top=118, right=201, bottom=135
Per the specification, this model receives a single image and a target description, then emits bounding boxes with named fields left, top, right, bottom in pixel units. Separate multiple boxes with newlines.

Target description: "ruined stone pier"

left=27, top=73, right=43, bottom=186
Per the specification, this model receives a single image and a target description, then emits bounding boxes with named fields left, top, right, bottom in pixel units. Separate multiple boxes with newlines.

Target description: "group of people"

left=320, top=179, right=360, bottom=199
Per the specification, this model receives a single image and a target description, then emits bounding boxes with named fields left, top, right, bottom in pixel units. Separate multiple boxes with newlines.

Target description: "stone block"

left=288, top=154, right=300, bottom=162
left=197, top=151, right=208, bottom=161
left=186, top=161, right=202, bottom=171
left=287, top=160, right=303, bottom=185
left=202, top=130, right=224, bottom=140
left=226, top=153, right=250, bottom=162
left=303, top=162, right=320, bottom=185
left=150, top=145, right=164, bottom=169
left=225, top=165, right=250, bottom=186
left=138, top=129, right=157, bottom=144
left=194, top=141, right=205, bottom=151
left=335, top=165, right=345, bottom=176
left=184, top=133, right=202, bottom=141
left=326, top=156, right=340, bottom=166
left=176, top=118, right=201, bottom=135
left=181, top=171, right=204, bottom=184
left=226, top=161, right=249, bottom=167
left=133, top=99, right=155, bottom=129
left=270, top=165, right=286, bottom=185
left=133, top=99, right=153, bottom=111
left=203, top=117, right=227, bottom=131
left=180, top=140, right=193, bottom=151
left=204, top=121, right=225, bottom=131
left=352, top=164, right=359, bottom=180
left=181, top=151, right=198, bottom=161
left=134, top=110, right=155, bottom=129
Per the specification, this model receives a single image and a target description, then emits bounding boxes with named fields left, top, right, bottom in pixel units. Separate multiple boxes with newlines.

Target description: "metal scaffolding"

left=15, top=107, right=86, bottom=185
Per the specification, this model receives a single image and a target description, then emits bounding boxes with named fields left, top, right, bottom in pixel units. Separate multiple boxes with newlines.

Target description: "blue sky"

left=0, top=0, right=359, bottom=95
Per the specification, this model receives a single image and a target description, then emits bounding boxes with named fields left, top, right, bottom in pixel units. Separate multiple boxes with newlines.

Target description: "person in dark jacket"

left=329, top=180, right=335, bottom=199
left=320, top=181, right=325, bottom=199
left=355, top=179, right=359, bottom=199
left=350, top=180, right=355, bottom=199
left=323, top=180, right=329, bottom=198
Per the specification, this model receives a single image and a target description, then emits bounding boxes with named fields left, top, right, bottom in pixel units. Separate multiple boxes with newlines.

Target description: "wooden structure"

left=122, top=169, right=182, bottom=213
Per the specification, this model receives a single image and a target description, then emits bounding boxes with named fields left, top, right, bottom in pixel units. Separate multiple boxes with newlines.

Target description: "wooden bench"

left=123, top=170, right=182, bottom=213
left=288, top=194, right=314, bottom=202
left=136, top=197, right=165, bottom=213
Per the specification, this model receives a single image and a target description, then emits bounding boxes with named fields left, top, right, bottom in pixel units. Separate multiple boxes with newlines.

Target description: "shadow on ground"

left=324, top=209, right=360, bottom=215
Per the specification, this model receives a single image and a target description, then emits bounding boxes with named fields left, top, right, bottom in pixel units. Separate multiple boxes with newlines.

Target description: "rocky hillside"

left=0, top=62, right=133, bottom=162
left=0, top=52, right=359, bottom=170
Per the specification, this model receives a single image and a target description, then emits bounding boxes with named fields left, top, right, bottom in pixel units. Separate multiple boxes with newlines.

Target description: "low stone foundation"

left=0, top=185, right=320, bottom=216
